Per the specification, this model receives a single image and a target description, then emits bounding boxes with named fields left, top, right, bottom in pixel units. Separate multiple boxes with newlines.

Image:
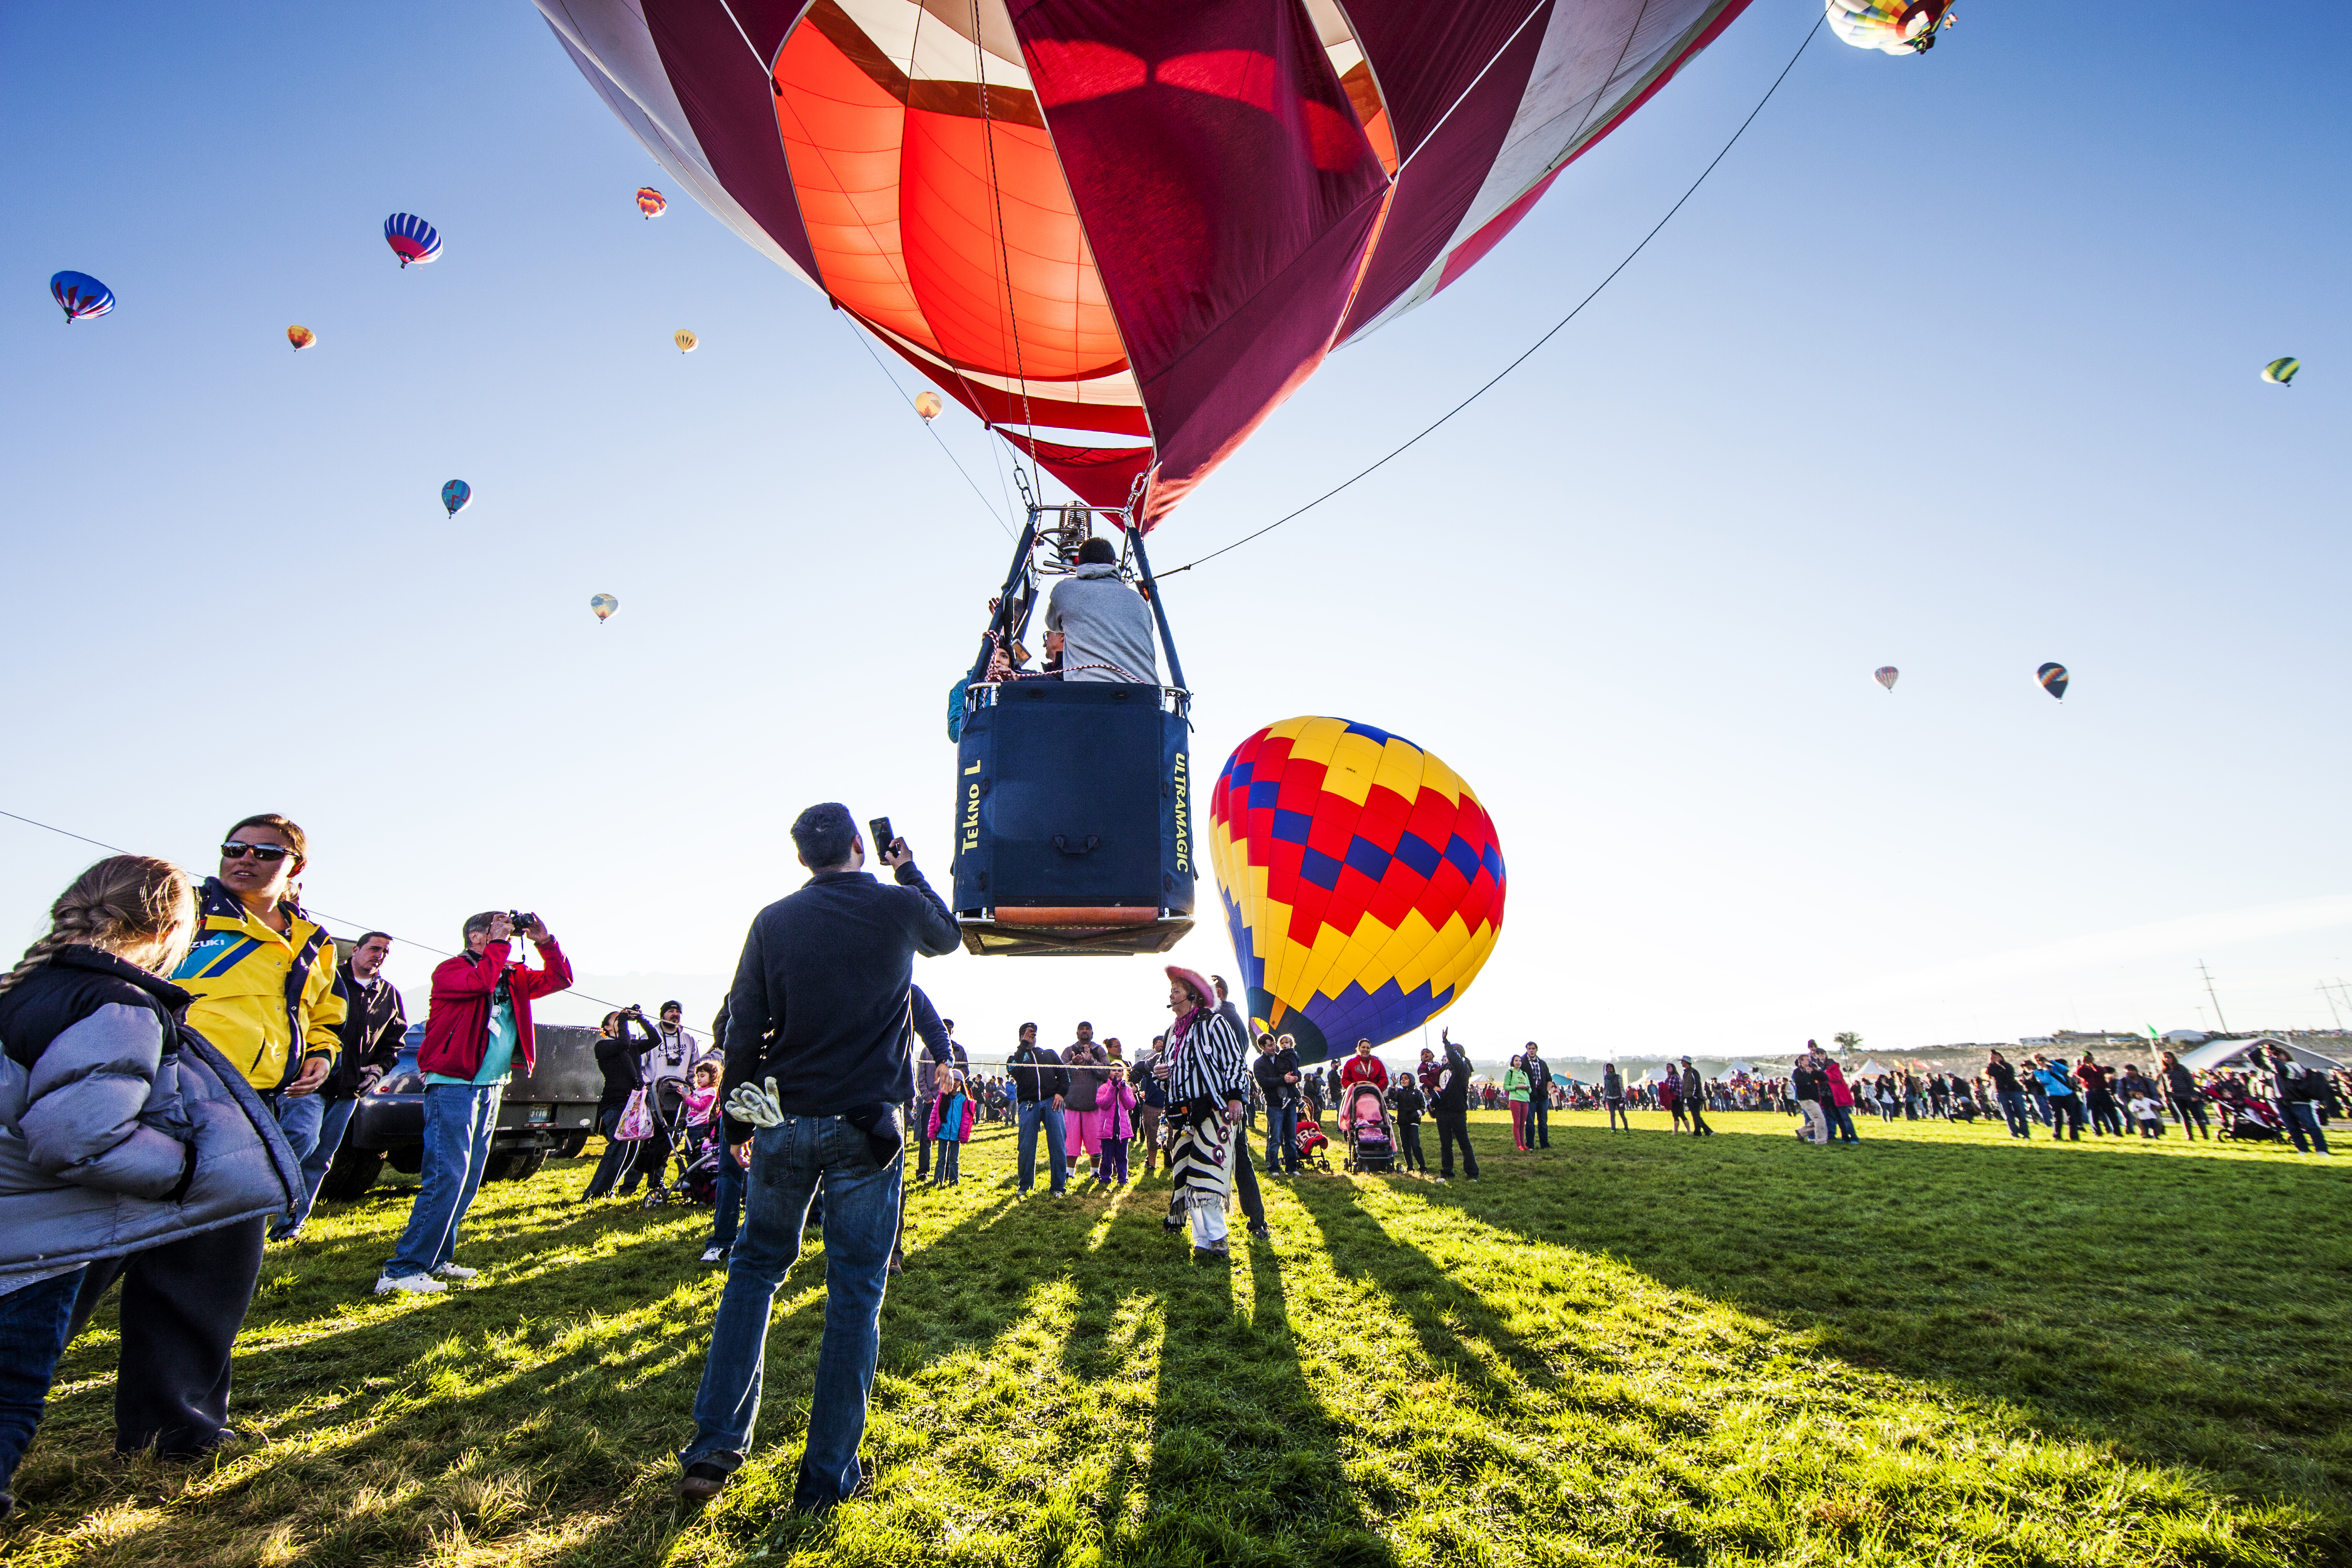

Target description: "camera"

left=507, top=911, right=540, bottom=932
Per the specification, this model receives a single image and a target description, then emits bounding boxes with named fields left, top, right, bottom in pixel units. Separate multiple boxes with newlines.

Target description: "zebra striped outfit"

left=1161, top=1007, right=1248, bottom=1240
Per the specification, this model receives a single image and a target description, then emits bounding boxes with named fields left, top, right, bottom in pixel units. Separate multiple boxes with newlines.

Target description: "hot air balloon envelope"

left=536, top=0, right=1748, bottom=525
left=2037, top=663, right=2068, bottom=701
left=384, top=212, right=443, bottom=267
left=1874, top=666, right=1899, bottom=691
left=673, top=329, right=698, bottom=353
left=914, top=390, right=943, bottom=422
left=1211, top=717, right=1505, bottom=1060
left=49, top=271, right=114, bottom=322
left=590, top=593, right=619, bottom=622
left=286, top=325, right=316, bottom=351
left=636, top=186, right=667, bottom=218
left=1826, top=0, right=1953, bottom=54
left=441, top=480, right=472, bottom=518
left=2263, top=357, right=2300, bottom=386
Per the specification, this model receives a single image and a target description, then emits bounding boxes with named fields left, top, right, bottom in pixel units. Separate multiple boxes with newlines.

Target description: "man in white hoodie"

left=1046, top=537, right=1158, bottom=683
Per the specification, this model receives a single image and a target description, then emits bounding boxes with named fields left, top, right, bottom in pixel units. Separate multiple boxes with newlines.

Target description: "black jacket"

left=327, top=960, right=407, bottom=1099
left=1387, top=1080, right=1425, bottom=1124
left=1006, top=1042, right=1068, bottom=1104
left=908, top=986, right=952, bottom=1101
left=721, top=865, right=959, bottom=1123
left=1253, top=1046, right=1300, bottom=1102
left=1432, top=1046, right=1473, bottom=1112
left=1986, top=1059, right=2021, bottom=1094
left=595, top=1014, right=655, bottom=1107
left=1523, top=1054, right=1551, bottom=1093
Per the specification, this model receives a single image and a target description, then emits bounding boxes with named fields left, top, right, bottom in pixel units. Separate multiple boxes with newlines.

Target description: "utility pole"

left=2198, top=960, right=2229, bottom=1033
left=2318, top=984, right=2345, bottom=1032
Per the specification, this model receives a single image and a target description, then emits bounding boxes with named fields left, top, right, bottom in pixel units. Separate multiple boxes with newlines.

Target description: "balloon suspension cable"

left=1158, top=9, right=1826, bottom=581
left=834, top=313, right=1015, bottom=537
left=971, top=0, right=1042, bottom=458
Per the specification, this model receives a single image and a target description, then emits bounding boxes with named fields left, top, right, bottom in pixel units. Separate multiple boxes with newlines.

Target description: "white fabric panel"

left=839, top=0, right=1032, bottom=89
left=536, top=0, right=820, bottom=291
left=1343, top=0, right=1733, bottom=342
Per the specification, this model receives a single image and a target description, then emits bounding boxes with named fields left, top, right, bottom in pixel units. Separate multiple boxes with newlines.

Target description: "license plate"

left=525, top=1105, right=552, bottom=1124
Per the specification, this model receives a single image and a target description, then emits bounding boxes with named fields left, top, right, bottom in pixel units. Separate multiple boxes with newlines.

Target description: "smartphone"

left=869, top=816, right=895, bottom=857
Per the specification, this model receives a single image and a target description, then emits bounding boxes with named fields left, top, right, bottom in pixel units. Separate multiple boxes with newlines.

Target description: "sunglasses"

left=221, top=841, right=297, bottom=864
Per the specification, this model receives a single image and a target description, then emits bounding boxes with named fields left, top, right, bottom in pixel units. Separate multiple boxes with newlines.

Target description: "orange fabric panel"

left=773, top=18, right=1125, bottom=386
left=902, top=111, right=1126, bottom=381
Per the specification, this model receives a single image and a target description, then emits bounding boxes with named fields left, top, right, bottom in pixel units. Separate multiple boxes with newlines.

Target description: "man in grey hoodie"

left=1046, top=537, right=1158, bottom=683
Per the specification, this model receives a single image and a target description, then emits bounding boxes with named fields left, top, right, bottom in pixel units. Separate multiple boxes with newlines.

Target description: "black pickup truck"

left=318, top=1021, right=605, bottom=1199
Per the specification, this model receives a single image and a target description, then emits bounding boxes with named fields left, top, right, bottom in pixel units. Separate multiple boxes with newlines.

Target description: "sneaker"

left=699, top=1245, right=726, bottom=1265
left=433, top=1262, right=477, bottom=1279
left=374, top=1272, right=446, bottom=1296
left=1191, top=1243, right=1231, bottom=1264
left=677, top=1461, right=731, bottom=1501
left=1247, top=1220, right=1271, bottom=1238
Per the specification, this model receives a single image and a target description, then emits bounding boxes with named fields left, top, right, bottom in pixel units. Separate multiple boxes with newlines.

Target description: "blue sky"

left=5, top=2, right=2347, bottom=1063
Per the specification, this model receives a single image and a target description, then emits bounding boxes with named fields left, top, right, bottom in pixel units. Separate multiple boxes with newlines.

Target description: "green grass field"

left=7, top=1108, right=2349, bottom=1568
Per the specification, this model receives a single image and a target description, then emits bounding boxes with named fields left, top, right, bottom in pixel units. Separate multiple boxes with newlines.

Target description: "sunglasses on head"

left=221, top=841, right=296, bottom=864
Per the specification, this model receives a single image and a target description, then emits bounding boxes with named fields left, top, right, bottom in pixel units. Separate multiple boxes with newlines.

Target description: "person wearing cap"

left=1157, top=967, right=1249, bottom=1259
left=1678, top=1057, right=1715, bottom=1137
left=1521, top=1043, right=1552, bottom=1150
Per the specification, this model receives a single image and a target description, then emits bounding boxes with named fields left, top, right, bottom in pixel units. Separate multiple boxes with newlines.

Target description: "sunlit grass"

left=7, top=1109, right=2346, bottom=1566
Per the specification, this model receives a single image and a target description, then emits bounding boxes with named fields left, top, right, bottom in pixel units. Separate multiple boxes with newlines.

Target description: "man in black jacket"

left=585, top=1007, right=660, bottom=1200
left=2264, top=1042, right=2333, bottom=1156
left=677, top=803, right=957, bottom=1511
left=1006, top=1022, right=1070, bottom=1195
left=1522, top=1042, right=1553, bottom=1150
left=1253, top=1033, right=1302, bottom=1174
left=1430, top=1028, right=1480, bottom=1180
left=273, top=932, right=406, bottom=1240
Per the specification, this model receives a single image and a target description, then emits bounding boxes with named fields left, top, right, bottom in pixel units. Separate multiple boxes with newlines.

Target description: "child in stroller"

left=1343, top=1082, right=1395, bottom=1173
left=660, top=1060, right=724, bottom=1205
left=1292, top=1112, right=1331, bottom=1172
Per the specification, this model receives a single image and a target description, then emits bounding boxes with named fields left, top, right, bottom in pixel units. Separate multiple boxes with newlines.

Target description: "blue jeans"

left=1826, top=1103, right=1859, bottom=1143
left=383, top=1084, right=503, bottom=1278
left=1016, top=1099, right=1066, bottom=1194
left=272, top=1095, right=359, bottom=1239
left=1263, top=1095, right=1295, bottom=1171
left=0, top=1267, right=85, bottom=1498
left=681, top=1112, right=900, bottom=1509
left=711, top=1153, right=746, bottom=1251
left=2283, top=1103, right=2331, bottom=1155
left=1997, top=1090, right=2030, bottom=1137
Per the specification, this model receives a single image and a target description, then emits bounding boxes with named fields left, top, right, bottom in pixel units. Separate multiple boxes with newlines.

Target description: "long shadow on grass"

left=1124, top=1222, right=1396, bottom=1568
left=1419, top=1122, right=2352, bottom=1519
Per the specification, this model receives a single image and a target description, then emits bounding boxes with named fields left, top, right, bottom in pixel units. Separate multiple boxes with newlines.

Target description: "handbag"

left=614, top=1088, right=653, bottom=1142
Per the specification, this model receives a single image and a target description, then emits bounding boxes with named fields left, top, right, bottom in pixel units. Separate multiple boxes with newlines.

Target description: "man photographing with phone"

left=677, top=803, right=958, bottom=1511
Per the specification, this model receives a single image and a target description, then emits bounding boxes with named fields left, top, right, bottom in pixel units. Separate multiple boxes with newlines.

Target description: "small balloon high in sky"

left=286, top=325, right=315, bottom=351
left=49, top=271, right=113, bottom=322
left=2037, top=662, right=2070, bottom=701
left=673, top=329, right=697, bottom=353
left=590, top=593, right=619, bottom=623
left=1826, top=0, right=1955, bottom=54
left=2263, top=357, right=2300, bottom=386
left=635, top=186, right=665, bottom=218
left=1874, top=666, right=1900, bottom=691
left=383, top=212, right=442, bottom=268
left=441, top=480, right=471, bottom=518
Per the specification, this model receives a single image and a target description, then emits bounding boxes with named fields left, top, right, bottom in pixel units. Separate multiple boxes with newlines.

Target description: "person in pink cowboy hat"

left=1151, top=966, right=1250, bottom=1261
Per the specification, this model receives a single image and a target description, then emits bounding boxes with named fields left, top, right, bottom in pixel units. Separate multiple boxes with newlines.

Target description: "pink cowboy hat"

left=1165, top=965, right=1217, bottom=1008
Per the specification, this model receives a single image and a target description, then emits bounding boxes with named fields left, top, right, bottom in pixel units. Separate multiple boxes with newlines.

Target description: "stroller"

left=1292, top=1112, right=1331, bottom=1172
left=1342, top=1083, right=1396, bottom=1173
left=2220, top=1095, right=2285, bottom=1143
left=644, top=1075, right=720, bottom=1206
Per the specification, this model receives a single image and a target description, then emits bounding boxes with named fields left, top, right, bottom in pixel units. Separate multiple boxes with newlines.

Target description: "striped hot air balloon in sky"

left=536, top=0, right=1754, bottom=526
left=1874, top=666, right=1899, bottom=690
left=636, top=186, right=667, bottom=217
left=1210, top=717, right=1505, bottom=1060
left=49, top=271, right=114, bottom=322
left=2037, top=662, right=2069, bottom=700
left=2263, top=356, right=2300, bottom=386
left=1825, top=0, right=1954, bottom=54
left=383, top=212, right=442, bottom=267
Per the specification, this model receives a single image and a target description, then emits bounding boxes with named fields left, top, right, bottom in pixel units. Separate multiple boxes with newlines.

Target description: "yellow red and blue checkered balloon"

left=1210, top=717, right=1505, bottom=1062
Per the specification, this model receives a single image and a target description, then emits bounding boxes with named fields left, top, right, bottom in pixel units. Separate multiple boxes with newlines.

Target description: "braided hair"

left=0, top=856, right=197, bottom=996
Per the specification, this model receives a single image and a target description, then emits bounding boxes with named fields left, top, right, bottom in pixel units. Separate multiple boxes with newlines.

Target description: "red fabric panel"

left=1010, top=0, right=1390, bottom=526
left=1336, top=0, right=1552, bottom=341
left=872, top=330, right=1150, bottom=437
left=641, top=0, right=820, bottom=285
left=1433, top=0, right=1755, bottom=295
left=997, top=433, right=1155, bottom=508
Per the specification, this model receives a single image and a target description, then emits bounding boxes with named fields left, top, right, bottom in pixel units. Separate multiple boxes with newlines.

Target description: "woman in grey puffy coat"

left=0, top=856, right=299, bottom=1512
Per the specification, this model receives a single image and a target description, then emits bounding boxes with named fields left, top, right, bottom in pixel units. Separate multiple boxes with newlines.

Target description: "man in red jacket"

left=376, top=911, right=572, bottom=1296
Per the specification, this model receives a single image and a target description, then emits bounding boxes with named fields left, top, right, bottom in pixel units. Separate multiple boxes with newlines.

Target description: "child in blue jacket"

left=926, top=1066, right=974, bottom=1186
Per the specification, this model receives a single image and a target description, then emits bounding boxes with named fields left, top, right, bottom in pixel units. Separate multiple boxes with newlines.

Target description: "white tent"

left=2177, top=1037, right=2344, bottom=1074
left=1728, top=1059, right=1753, bottom=1075
left=1856, top=1059, right=1882, bottom=1075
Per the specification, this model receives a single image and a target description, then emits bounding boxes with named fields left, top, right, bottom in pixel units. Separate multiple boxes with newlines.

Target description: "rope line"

left=1159, top=10, right=1823, bottom=580
left=836, top=314, right=1016, bottom=537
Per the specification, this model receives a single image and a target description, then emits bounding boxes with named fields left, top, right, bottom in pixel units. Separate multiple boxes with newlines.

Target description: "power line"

left=1159, top=10, right=1826, bottom=581
left=0, top=806, right=654, bottom=1018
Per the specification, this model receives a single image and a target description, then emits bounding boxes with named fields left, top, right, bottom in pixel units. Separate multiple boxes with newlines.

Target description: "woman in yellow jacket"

left=173, top=815, right=346, bottom=1097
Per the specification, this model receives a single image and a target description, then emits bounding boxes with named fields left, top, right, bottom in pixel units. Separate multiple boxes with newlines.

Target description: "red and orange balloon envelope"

left=286, top=325, right=315, bottom=351
left=636, top=186, right=666, bottom=218
left=537, top=0, right=1746, bottom=526
left=1210, top=717, right=1505, bottom=1061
